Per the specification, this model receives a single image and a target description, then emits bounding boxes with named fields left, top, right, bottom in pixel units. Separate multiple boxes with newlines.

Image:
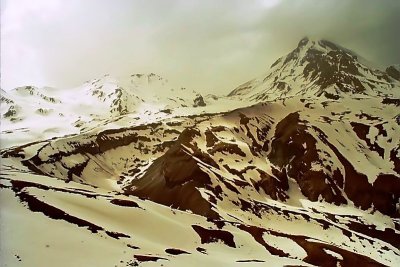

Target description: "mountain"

left=228, top=37, right=399, bottom=101
left=1, top=38, right=399, bottom=266
left=0, top=73, right=228, bottom=148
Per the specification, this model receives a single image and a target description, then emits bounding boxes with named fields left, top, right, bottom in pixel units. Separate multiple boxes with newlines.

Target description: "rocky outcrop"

left=386, top=65, right=400, bottom=81
left=193, top=94, right=206, bottom=107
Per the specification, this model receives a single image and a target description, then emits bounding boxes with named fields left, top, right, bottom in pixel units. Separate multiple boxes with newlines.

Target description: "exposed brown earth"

left=165, top=248, right=190, bottom=255
left=192, top=225, right=236, bottom=248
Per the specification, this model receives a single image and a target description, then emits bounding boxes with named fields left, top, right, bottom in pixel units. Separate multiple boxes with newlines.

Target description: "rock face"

left=1, top=38, right=399, bottom=266
left=125, top=128, right=220, bottom=219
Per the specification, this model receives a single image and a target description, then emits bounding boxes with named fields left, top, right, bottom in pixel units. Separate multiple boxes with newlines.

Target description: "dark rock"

left=386, top=65, right=400, bottom=81
left=192, top=225, right=236, bottom=248
left=193, top=95, right=206, bottom=107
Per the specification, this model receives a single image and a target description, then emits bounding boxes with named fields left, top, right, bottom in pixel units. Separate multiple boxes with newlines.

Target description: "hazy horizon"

left=1, top=0, right=400, bottom=94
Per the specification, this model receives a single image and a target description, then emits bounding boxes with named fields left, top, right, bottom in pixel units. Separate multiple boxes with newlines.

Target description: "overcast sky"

left=1, top=0, right=399, bottom=94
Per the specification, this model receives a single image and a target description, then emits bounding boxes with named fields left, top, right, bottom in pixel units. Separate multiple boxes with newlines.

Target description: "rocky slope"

left=1, top=38, right=399, bottom=266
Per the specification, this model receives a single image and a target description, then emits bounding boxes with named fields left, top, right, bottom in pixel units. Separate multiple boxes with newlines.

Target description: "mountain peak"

left=297, top=36, right=311, bottom=48
left=297, top=37, right=341, bottom=50
left=292, top=38, right=359, bottom=61
left=230, top=38, right=398, bottom=100
left=269, top=38, right=360, bottom=76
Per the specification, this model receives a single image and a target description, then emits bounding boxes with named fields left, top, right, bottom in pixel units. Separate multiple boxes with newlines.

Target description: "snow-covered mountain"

left=228, top=37, right=400, bottom=101
left=1, top=38, right=399, bottom=266
left=0, top=73, right=224, bottom=148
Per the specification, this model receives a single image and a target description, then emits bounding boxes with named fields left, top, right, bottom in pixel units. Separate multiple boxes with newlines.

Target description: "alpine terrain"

left=1, top=38, right=399, bottom=266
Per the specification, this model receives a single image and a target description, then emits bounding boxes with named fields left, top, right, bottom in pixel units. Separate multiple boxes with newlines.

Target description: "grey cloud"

left=1, top=0, right=399, bottom=94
